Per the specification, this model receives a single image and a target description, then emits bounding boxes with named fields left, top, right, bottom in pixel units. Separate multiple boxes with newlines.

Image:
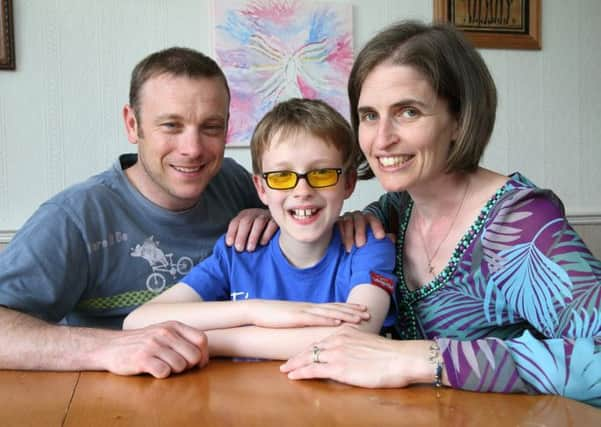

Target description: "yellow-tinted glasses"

left=262, top=168, right=343, bottom=190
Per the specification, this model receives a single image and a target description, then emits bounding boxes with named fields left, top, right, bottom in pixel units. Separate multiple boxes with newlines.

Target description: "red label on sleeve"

left=370, top=272, right=394, bottom=295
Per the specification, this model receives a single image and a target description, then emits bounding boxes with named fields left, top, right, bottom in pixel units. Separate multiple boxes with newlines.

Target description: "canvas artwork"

left=213, top=0, right=353, bottom=146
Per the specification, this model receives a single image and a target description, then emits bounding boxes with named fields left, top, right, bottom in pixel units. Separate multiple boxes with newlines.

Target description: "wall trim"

left=0, top=230, right=15, bottom=244
left=1, top=213, right=600, bottom=244
left=566, top=213, right=601, bottom=225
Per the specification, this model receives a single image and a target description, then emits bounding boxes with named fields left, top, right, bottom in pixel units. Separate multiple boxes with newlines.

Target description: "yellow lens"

left=307, top=169, right=338, bottom=188
left=267, top=171, right=296, bottom=189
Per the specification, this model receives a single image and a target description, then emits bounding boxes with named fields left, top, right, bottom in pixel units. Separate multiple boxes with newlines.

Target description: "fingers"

left=133, top=322, right=208, bottom=378
left=280, top=343, right=334, bottom=378
left=244, top=213, right=271, bottom=252
left=224, top=209, right=273, bottom=252
left=259, top=218, right=279, bottom=246
left=303, top=304, right=370, bottom=324
left=367, top=213, right=386, bottom=239
left=337, top=212, right=357, bottom=252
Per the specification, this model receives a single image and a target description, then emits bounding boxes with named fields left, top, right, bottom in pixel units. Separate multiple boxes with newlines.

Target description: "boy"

left=124, top=98, right=396, bottom=360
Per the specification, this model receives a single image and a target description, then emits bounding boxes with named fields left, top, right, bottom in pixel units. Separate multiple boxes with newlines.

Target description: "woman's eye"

left=359, top=111, right=377, bottom=122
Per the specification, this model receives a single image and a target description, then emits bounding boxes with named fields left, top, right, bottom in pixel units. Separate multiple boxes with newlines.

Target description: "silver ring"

left=312, top=345, right=321, bottom=363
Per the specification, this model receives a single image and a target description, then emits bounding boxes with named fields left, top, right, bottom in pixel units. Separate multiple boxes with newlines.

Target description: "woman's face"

left=357, top=62, right=459, bottom=192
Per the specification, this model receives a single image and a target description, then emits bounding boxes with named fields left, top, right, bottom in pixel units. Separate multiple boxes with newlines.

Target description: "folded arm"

left=207, top=284, right=390, bottom=360
left=124, top=283, right=390, bottom=360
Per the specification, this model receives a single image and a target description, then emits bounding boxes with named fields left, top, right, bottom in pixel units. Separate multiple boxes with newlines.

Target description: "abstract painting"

left=213, top=0, right=353, bottom=145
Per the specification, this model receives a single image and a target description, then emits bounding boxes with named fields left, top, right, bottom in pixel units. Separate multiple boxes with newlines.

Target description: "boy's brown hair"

left=250, top=98, right=359, bottom=174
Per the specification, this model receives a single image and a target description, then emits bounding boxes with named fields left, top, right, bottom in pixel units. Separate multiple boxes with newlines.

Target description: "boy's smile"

left=253, top=130, right=356, bottom=267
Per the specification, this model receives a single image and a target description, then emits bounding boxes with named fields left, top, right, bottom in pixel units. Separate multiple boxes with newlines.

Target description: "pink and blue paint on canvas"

left=213, top=0, right=353, bottom=145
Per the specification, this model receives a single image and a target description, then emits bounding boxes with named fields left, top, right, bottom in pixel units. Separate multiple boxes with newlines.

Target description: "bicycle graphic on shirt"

left=130, top=236, right=194, bottom=293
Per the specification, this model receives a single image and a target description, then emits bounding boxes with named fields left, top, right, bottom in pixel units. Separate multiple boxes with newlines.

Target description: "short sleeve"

left=349, top=230, right=397, bottom=295
left=180, top=236, right=232, bottom=301
left=0, top=203, right=90, bottom=322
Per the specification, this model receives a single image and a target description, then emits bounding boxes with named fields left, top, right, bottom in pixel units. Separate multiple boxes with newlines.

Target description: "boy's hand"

left=337, top=211, right=386, bottom=252
left=226, top=208, right=278, bottom=252
left=247, top=300, right=370, bottom=328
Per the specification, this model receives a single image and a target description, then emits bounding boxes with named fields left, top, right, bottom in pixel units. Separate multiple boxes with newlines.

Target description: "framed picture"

left=433, top=0, right=541, bottom=50
left=1, top=0, right=15, bottom=70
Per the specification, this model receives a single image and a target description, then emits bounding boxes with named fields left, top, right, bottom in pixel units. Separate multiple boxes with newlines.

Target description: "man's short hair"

left=129, top=47, right=230, bottom=122
left=250, top=98, right=359, bottom=175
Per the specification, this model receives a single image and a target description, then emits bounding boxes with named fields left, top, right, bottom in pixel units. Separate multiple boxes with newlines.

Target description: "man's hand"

left=94, top=321, right=209, bottom=379
left=225, top=208, right=278, bottom=252
left=337, top=211, right=387, bottom=252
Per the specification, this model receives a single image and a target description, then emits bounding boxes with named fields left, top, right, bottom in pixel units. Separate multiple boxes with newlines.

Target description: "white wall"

left=1, top=0, right=600, bottom=235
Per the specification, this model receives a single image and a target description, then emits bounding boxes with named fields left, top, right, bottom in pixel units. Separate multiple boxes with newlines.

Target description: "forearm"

left=207, top=325, right=356, bottom=360
left=0, top=306, right=115, bottom=371
left=124, top=300, right=251, bottom=330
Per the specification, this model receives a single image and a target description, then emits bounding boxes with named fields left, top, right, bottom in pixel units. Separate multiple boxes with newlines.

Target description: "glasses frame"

left=262, top=168, right=343, bottom=190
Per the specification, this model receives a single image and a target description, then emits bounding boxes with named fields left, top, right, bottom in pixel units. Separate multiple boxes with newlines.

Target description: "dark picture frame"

left=434, top=0, right=541, bottom=50
left=0, top=0, right=15, bottom=70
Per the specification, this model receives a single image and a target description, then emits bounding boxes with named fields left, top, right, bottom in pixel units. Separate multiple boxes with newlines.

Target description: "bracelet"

left=428, top=341, right=443, bottom=388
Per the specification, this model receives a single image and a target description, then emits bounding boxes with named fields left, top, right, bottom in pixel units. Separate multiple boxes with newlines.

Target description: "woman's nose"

left=374, top=117, right=398, bottom=150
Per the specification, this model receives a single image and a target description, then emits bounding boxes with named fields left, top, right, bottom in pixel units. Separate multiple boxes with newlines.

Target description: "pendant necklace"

left=416, top=178, right=470, bottom=277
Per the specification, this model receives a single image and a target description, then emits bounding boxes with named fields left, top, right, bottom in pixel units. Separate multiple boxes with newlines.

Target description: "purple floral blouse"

left=367, top=173, right=601, bottom=406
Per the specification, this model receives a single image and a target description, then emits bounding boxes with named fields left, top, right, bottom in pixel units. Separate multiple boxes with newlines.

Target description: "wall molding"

left=0, top=230, right=14, bottom=244
left=1, top=213, right=601, bottom=244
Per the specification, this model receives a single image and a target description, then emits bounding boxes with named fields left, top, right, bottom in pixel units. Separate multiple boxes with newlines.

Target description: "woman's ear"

left=252, top=174, right=269, bottom=205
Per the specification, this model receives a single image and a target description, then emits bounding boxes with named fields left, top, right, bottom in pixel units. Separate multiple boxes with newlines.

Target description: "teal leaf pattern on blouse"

left=486, top=218, right=573, bottom=336
left=507, top=331, right=601, bottom=404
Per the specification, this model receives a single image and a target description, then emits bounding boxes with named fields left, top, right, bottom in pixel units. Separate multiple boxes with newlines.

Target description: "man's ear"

left=252, top=174, right=269, bottom=205
left=123, top=105, right=140, bottom=144
left=343, top=170, right=357, bottom=200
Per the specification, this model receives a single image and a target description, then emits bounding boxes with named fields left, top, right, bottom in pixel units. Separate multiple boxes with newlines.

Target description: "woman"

left=280, top=21, right=601, bottom=405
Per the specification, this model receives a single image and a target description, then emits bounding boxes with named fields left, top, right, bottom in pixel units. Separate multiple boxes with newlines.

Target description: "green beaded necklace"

left=393, top=186, right=508, bottom=340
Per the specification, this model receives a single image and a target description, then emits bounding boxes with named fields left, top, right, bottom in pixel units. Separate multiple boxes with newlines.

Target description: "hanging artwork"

left=213, top=0, right=353, bottom=146
left=0, top=0, right=15, bottom=70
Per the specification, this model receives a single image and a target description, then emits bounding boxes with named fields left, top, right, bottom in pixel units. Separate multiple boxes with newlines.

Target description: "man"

left=0, top=47, right=272, bottom=378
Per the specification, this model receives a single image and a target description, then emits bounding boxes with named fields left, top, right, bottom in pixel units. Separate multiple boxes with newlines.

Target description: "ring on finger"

left=312, top=345, right=322, bottom=363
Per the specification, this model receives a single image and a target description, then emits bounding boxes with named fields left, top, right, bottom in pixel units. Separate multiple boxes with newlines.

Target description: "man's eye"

left=161, top=122, right=178, bottom=129
left=203, top=125, right=225, bottom=135
left=401, top=108, right=419, bottom=119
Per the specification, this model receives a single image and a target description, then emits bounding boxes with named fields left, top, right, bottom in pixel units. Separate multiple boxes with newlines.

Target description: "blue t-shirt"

left=181, top=228, right=397, bottom=324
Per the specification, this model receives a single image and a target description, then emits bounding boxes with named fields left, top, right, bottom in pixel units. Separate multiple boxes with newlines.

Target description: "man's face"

left=123, top=74, right=229, bottom=211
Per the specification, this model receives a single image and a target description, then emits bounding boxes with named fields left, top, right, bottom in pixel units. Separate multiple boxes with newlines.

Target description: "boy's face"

left=253, top=130, right=356, bottom=248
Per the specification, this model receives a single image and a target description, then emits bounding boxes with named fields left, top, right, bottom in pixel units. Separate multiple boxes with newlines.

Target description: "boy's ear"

left=343, top=169, right=357, bottom=200
left=252, top=174, right=269, bottom=205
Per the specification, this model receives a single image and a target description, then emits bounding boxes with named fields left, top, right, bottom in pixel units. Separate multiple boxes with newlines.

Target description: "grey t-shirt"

left=0, top=154, right=263, bottom=328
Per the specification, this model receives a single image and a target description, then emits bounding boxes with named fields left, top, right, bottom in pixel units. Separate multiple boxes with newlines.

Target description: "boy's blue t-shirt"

left=181, top=228, right=396, bottom=324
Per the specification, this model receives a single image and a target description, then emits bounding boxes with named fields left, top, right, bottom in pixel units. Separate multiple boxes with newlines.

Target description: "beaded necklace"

left=393, top=185, right=508, bottom=340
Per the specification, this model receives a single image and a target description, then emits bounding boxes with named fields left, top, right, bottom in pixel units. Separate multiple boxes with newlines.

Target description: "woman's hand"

left=247, top=300, right=370, bottom=328
left=337, top=211, right=388, bottom=252
left=280, top=326, right=435, bottom=388
left=225, top=208, right=278, bottom=251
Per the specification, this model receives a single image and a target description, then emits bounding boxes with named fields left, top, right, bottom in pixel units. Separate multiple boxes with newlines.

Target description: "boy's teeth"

left=292, top=208, right=317, bottom=218
left=378, top=155, right=411, bottom=167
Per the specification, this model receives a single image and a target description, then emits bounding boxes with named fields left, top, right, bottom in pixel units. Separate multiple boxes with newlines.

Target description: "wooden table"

left=2, top=360, right=600, bottom=426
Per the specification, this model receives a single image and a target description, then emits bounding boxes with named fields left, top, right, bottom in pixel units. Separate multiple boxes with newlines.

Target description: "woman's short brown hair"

left=348, top=21, right=497, bottom=179
left=250, top=98, right=359, bottom=175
